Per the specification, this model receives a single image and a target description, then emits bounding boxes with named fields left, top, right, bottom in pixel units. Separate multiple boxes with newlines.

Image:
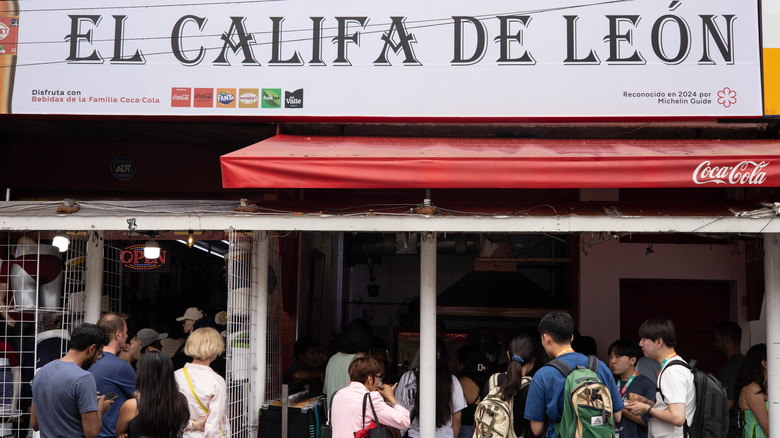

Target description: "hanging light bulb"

left=144, top=238, right=161, bottom=259
left=52, top=232, right=70, bottom=252
left=187, top=230, right=195, bottom=248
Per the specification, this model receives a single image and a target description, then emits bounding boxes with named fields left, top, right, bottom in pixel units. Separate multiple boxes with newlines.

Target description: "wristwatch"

left=646, top=406, right=653, bottom=418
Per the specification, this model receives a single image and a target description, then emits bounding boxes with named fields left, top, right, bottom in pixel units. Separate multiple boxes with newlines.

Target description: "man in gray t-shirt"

left=31, top=323, right=112, bottom=438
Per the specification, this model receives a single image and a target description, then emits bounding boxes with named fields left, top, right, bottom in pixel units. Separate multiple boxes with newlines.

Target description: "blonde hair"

left=184, top=327, right=225, bottom=360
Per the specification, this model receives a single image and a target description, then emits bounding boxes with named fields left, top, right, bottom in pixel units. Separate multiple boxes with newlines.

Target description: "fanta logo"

left=217, top=91, right=235, bottom=105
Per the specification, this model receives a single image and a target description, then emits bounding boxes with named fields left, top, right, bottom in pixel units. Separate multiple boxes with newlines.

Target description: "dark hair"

left=715, top=321, right=742, bottom=344
left=498, top=334, right=540, bottom=402
left=734, top=343, right=767, bottom=398
left=136, top=351, right=190, bottom=437
left=638, top=317, right=677, bottom=347
left=538, top=312, right=574, bottom=345
left=348, top=354, right=383, bottom=384
left=413, top=338, right=453, bottom=429
left=96, top=313, right=125, bottom=338
left=294, top=336, right=319, bottom=360
left=342, top=319, right=373, bottom=354
left=456, top=345, right=490, bottom=390
left=608, top=339, right=642, bottom=366
left=70, top=323, right=110, bottom=351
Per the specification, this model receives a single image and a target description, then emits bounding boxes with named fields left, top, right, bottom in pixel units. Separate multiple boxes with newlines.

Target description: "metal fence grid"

left=226, top=229, right=256, bottom=438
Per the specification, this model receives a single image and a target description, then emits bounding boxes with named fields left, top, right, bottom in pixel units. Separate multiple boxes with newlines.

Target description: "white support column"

left=84, top=231, right=104, bottom=323
left=252, top=231, right=270, bottom=426
left=419, top=232, right=437, bottom=438
left=764, top=234, right=780, bottom=432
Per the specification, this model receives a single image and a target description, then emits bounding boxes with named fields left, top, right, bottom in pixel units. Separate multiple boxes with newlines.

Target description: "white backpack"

left=473, top=373, right=531, bottom=438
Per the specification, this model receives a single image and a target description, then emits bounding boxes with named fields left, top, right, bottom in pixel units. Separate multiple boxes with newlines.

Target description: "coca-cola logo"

left=693, top=160, right=769, bottom=185
left=170, top=87, right=191, bottom=107
left=194, top=88, right=213, bottom=108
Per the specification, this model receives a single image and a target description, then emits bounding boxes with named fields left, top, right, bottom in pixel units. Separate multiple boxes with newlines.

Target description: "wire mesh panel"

left=63, top=234, right=87, bottom=332
left=0, top=232, right=81, bottom=437
left=226, top=229, right=255, bottom=438
left=267, top=235, right=283, bottom=401
left=103, top=241, right=123, bottom=314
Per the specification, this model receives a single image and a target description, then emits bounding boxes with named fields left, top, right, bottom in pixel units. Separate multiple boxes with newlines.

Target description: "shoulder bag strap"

left=366, top=392, right=381, bottom=425
left=587, top=355, right=599, bottom=373
left=546, top=358, right=574, bottom=377
left=183, top=367, right=210, bottom=414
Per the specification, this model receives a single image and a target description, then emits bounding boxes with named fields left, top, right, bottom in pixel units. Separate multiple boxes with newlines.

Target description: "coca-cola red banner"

left=222, top=135, right=780, bottom=188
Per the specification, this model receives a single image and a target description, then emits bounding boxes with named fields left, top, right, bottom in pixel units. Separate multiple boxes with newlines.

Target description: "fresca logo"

left=170, top=88, right=191, bottom=107
left=239, top=88, right=259, bottom=108
left=285, top=89, right=303, bottom=109
left=261, top=88, right=281, bottom=108
left=194, top=88, right=213, bottom=108
left=216, top=88, right=236, bottom=108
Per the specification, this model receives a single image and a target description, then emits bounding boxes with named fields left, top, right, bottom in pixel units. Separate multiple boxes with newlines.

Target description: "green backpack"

left=546, top=355, right=615, bottom=438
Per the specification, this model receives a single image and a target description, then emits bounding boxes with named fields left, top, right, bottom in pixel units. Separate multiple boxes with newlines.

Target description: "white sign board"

left=6, top=0, right=764, bottom=118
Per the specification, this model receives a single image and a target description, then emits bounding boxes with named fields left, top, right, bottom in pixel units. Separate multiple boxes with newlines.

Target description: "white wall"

left=579, top=238, right=759, bottom=358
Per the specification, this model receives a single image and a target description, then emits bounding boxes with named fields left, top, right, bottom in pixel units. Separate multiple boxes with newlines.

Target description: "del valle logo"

left=693, top=161, right=769, bottom=185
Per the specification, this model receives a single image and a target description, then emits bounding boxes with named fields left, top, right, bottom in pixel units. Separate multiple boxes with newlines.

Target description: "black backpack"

left=658, top=360, right=728, bottom=438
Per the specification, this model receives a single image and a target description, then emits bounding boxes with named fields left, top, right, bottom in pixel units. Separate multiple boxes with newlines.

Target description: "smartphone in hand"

left=104, top=392, right=119, bottom=401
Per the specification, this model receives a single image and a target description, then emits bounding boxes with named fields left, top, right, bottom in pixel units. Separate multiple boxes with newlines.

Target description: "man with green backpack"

left=524, top=312, right=624, bottom=438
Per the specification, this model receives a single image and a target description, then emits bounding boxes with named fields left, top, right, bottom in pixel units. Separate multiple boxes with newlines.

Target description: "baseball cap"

left=176, top=307, right=204, bottom=321
left=137, top=328, right=168, bottom=348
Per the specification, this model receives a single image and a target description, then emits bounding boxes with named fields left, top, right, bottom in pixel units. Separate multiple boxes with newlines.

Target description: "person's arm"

left=115, top=398, right=137, bottom=438
left=621, top=407, right=647, bottom=427
left=451, top=410, right=461, bottom=438
left=744, top=388, right=769, bottom=435
left=81, top=411, right=103, bottom=438
left=30, top=403, right=38, bottom=431
left=373, top=388, right=411, bottom=430
left=203, top=376, right=229, bottom=436
left=530, top=420, right=545, bottom=436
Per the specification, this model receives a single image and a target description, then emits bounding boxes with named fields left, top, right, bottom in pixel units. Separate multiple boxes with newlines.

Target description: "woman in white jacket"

left=174, top=327, right=230, bottom=438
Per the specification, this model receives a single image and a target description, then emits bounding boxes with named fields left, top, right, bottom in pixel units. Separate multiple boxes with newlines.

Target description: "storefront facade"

left=2, top=0, right=780, bottom=436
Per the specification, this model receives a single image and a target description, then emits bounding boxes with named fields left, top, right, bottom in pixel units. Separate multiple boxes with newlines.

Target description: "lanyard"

left=618, top=371, right=638, bottom=396
left=658, top=352, right=679, bottom=376
left=556, top=347, right=575, bottom=357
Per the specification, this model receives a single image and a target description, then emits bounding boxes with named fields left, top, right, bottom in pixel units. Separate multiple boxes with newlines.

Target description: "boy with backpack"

left=626, top=318, right=696, bottom=438
left=524, top=312, right=623, bottom=438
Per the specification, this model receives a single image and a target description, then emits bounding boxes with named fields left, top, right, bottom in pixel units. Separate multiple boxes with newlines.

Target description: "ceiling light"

left=52, top=232, right=70, bottom=252
left=144, top=239, right=161, bottom=259
left=187, top=230, right=194, bottom=248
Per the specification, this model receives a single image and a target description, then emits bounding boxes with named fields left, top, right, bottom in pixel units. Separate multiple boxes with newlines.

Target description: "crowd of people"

left=287, top=314, right=768, bottom=438
left=30, top=307, right=229, bottom=438
left=25, top=308, right=769, bottom=438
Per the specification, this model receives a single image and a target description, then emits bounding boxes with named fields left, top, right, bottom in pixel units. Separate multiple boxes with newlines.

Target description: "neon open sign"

left=121, top=243, right=169, bottom=272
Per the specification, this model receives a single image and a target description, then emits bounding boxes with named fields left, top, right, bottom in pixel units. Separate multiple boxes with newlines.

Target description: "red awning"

left=220, top=135, right=780, bottom=189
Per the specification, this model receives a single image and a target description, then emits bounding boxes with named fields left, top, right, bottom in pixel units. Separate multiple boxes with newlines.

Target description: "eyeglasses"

left=97, top=352, right=105, bottom=361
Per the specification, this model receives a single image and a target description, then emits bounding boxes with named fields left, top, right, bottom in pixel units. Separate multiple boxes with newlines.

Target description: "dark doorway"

left=620, top=279, right=730, bottom=374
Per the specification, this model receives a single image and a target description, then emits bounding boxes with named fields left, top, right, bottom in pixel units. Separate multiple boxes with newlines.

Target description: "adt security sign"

left=111, top=157, right=136, bottom=181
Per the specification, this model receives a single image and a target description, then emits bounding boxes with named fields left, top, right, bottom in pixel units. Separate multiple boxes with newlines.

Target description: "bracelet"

left=646, top=407, right=653, bottom=418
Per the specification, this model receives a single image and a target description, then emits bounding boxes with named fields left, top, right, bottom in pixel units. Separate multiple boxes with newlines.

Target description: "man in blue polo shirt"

left=524, top=312, right=624, bottom=437
left=88, top=313, right=136, bottom=438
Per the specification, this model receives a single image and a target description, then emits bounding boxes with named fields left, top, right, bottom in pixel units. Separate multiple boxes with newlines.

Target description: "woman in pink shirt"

left=330, top=354, right=410, bottom=438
